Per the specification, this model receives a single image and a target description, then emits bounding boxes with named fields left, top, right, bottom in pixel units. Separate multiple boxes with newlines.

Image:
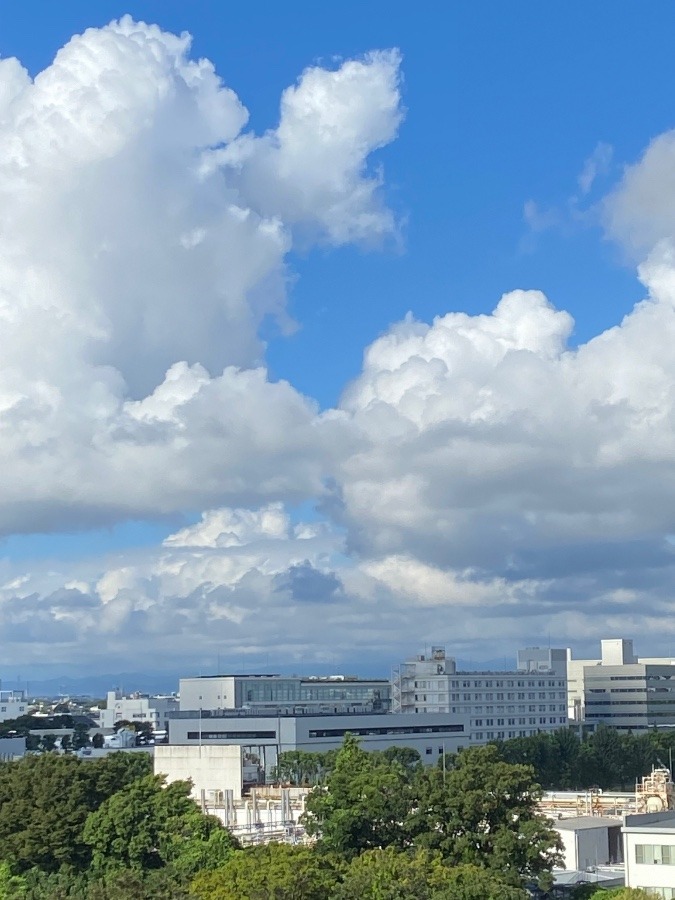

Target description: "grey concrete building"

left=568, top=639, right=675, bottom=732
left=167, top=708, right=470, bottom=776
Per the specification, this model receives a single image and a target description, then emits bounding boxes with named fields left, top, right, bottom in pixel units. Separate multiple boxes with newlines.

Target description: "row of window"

left=466, top=705, right=566, bottom=714
left=187, top=731, right=276, bottom=740
left=240, top=685, right=385, bottom=703
left=472, top=715, right=567, bottom=727
left=415, top=692, right=564, bottom=703
left=413, top=679, right=563, bottom=689
left=635, top=843, right=675, bottom=865
left=308, top=724, right=465, bottom=738
left=414, top=706, right=566, bottom=718
left=473, top=729, right=540, bottom=740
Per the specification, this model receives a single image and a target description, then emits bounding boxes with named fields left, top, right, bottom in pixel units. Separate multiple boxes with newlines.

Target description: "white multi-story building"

left=392, top=646, right=568, bottom=742
left=567, top=639, right=675, bottom=731
left=0, top=690, right=29, bottom=723
left=623, top=812, right=675, bottom=897
left=101, top=691, right=178, bottom=733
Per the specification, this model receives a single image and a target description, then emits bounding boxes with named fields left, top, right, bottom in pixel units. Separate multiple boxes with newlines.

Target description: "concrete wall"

left=556, top=826, right=607, bottom=870
left=154, top=744, right=243, bottom=800
left=179, top=678, right=236, bottom=712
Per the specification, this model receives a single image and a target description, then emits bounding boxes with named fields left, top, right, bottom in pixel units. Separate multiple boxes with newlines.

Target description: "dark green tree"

left=83, top=774, right=233, bottom=875
left=0, top=753, right=96, bottom=872
left=410, top=744, right=562, bottom=888
left=378, top=746, right=422, bottom=773
left=0, top=751, right=152, bottom=874
left=336, top=848, right=527, bottom=900
left=72, top=724, right=91, bottom=751
left=435, top=864, right=529, bottom=900
left=302, top=734, right=414, bottom=857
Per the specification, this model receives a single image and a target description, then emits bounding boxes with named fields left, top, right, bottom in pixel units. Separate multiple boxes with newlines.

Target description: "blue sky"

left=2, top=1, right=664, bottom=404
left=1, top=3, right=675, bottom=681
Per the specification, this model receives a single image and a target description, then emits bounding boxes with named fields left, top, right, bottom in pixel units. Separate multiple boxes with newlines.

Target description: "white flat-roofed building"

left=623, top=812, right=675, bottom=897
left=167, top=708, right=470, bottom=777
left=392, top=646, right=568, bottom=742
left=178, top=674, right=390, bottom=714
left=0, top=691, right=29, bottom=723
left=101, top=691, right=178, bottom=733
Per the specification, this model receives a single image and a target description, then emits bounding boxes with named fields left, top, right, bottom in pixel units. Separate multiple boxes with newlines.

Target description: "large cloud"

left=0, top=17, right=401, bottom=533
left=336, top=282, right=675, bottom=578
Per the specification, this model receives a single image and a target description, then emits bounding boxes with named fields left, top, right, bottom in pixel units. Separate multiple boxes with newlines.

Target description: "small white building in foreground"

left=623, top=811, right=675, bottom=897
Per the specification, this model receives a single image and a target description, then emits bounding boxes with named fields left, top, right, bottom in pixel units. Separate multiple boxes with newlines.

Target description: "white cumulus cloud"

left=0, top=18, right=401, bottom=535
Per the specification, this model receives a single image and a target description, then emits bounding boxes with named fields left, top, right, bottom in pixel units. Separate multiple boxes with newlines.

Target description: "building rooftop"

left=183, top=674, right=388, bottom=682
left=554, top=816, right=621, bottom=831
left=552, top=867, right=624, bottom=887
left=168, top=708, right=464, bottom=721
left=623, top=811, right=675, bottom=832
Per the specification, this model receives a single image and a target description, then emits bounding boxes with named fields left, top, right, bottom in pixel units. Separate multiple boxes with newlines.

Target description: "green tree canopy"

left=0, top=752, right=152, bottom=873
left=588, top=890, right=658, bottom=900
left=302, top=734, right=414, bottom=857
left=83, top=774, right=235, bottom=875
left=410, top=744, right=562, bottom=887
left=190, top=843, right=338, bottom=900
left=336, top=848, right=527, bottom=900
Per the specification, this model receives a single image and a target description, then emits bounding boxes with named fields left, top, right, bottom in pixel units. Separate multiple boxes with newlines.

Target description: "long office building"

left=392, top=646, right=569, bottom=742
left=167, top=708, right=471, bottom=777
left=179, top=673, right=391, bottom=714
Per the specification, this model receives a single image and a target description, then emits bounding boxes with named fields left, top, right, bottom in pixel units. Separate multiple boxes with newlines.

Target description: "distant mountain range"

left=0, top=673, right=182, bottom=699
left=0, top=657, right=516, bottom=699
